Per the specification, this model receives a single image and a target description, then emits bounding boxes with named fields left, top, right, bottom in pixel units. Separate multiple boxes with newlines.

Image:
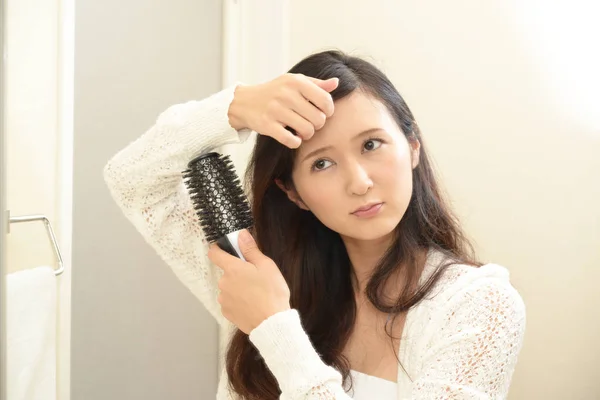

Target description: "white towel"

left=7, top=266, right=57, bottom=400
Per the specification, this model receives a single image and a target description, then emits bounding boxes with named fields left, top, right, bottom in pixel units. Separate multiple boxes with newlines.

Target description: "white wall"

left=287, top=1, right=600, bottom=398
left=71, top=1, right=224, bottom=398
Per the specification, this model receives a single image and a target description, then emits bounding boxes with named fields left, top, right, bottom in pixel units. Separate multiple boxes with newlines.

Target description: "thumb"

left=307, top=76, right=339, bottom=93
left=238, top=229, right=264, bottom=264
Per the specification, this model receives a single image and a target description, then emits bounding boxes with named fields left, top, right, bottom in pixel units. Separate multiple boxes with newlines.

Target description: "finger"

left=297, top=79, right=335, bottom=117
left=284, top=93, right=327, bottom=131
left=238, top=229, right=267, bottom=265
left=307, top=76, right=339, bottom=93
left=270, top=124, right=302, bottom=148
left=276, top=108, right=315, bottom=140
left=207, top=243, right=245, bottom=272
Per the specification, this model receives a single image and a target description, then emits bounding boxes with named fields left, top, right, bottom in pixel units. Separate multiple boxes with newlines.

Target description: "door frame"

left=0, top=0, right=8, bottom=397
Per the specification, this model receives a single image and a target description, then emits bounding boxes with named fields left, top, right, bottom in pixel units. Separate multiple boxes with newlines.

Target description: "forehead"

left=296, top=91, right=398, bottom=154
left=322, top=90, right=389, bottom=131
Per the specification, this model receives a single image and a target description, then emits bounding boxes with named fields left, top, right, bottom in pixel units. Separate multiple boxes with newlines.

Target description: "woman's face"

left=283, top=90, right=420, bottom=242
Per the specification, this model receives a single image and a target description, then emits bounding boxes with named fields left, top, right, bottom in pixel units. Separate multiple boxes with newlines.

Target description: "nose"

left=345, top=160, right=373, bottom=196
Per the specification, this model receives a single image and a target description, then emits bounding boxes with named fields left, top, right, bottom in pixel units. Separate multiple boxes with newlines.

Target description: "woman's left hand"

left=207, top=229, right=291, bottom=334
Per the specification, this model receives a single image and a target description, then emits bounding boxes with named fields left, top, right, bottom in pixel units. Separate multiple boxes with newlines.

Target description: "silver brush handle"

left=216, top=230, right=246, bottom=261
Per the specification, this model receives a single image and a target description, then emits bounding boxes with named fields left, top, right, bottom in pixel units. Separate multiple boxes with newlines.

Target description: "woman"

left=104, top=50, right=526, bottom=399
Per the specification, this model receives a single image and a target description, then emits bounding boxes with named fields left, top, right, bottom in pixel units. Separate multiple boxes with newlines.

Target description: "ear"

left=410, top=138, right=421, bottom=169
left=274, top=179, right=310, bottom=211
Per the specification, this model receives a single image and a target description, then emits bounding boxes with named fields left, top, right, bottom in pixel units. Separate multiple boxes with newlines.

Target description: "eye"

left=311, top=159, right=333, bottom=171
left=363, top=138, right=383, bottom=152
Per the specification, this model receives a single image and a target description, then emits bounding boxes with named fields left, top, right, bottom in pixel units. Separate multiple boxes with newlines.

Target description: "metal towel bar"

left=8, top=212, right=64, bottom=276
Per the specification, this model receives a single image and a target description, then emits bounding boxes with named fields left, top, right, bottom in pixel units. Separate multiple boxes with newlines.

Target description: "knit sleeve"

left=103, top=85, right=251, bottom=327
left=409, top=276, right=527, bottom=399
left=249, top=309, right=354, bottom=399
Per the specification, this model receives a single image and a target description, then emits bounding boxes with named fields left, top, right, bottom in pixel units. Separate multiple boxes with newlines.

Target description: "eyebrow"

left=301, top=128, right=384, bottom=163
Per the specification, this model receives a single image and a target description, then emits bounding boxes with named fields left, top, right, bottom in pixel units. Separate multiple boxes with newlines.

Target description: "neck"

left=340, top=233, right=429, bottom=303
left=340, top=232, right=395, bottom=297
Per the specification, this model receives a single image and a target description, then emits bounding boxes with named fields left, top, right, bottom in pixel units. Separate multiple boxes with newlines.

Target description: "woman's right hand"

left=227, top=73, right=339, bottom=149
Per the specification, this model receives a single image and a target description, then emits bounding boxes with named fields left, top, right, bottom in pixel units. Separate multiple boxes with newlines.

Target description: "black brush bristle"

left=182, top=152, right=253, bottom=243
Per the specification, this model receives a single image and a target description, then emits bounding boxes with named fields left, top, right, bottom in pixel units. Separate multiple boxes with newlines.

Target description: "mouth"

left=351, top=202, right=383, bottom=216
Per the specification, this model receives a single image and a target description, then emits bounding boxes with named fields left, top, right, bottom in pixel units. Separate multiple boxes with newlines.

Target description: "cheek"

left=298, top=177, right=339, bottom=212
left=293, top=174, right=345, bottom=225
left=380, top=149, right=414, bottom=206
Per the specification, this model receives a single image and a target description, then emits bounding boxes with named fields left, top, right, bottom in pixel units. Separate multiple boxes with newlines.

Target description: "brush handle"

left=216, top=230, right=246, bottom=261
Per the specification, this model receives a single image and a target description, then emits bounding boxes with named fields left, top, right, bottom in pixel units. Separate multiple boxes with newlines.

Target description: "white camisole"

left=349, top=369, right=398, bottom=399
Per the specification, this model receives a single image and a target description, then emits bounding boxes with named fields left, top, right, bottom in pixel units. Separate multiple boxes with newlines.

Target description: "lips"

left=351, top=202, right=383, bottom=214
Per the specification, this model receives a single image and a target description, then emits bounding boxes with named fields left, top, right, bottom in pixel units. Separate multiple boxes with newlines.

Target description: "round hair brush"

left=183, top=152, right=253, bottom=260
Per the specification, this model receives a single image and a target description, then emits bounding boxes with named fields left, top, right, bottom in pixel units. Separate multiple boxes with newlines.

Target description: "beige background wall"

left=286, top=1, right=599, bottom=398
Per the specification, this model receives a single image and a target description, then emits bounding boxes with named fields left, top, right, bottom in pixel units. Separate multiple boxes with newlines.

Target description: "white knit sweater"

left=103, top=85, right=526, bottom=399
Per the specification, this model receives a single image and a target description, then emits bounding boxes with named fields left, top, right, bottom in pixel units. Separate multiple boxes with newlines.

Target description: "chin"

left=340, top=217, right=400, bottom=241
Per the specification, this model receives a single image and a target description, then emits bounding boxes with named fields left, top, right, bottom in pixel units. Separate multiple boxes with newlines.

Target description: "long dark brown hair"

left=225, top=50, right=481, bottom=399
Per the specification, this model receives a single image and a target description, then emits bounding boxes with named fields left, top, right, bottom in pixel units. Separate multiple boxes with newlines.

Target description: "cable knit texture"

left=103, top=85, right=526, bottom=399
